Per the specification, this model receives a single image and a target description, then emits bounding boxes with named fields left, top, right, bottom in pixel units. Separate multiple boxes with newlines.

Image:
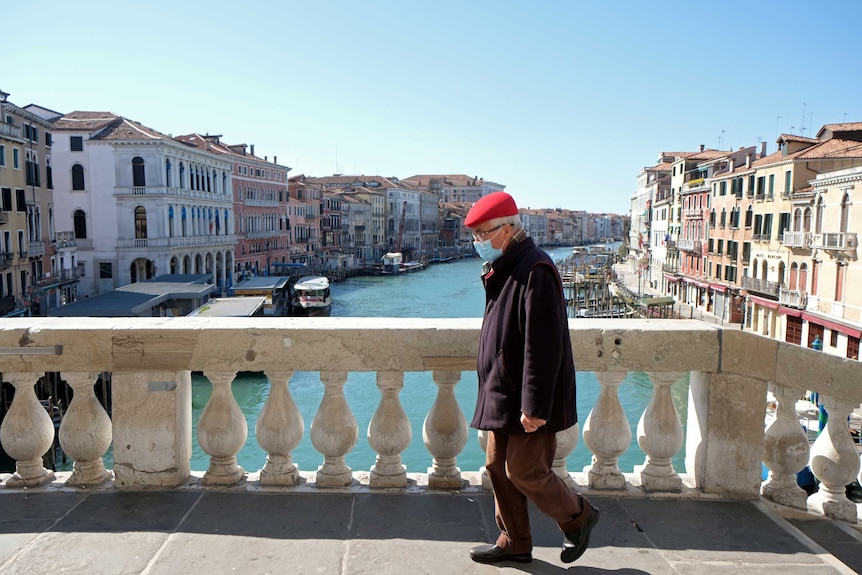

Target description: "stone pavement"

left=0, top=483, right=861, bottom=575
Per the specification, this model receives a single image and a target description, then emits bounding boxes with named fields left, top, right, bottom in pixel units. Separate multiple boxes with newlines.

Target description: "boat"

left=291, top=276, right=332, bottom=317
left=377, top=252, right=428, bottom=275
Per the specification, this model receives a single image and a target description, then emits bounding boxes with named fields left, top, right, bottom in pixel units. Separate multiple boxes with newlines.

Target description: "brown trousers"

left=486, top=430, right=593, bottom=554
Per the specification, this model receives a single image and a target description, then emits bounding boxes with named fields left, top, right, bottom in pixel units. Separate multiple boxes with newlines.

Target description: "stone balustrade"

left=0, top=317, right=860, bottom=523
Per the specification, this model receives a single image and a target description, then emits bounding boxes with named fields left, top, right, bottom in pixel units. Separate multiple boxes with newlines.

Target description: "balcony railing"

left=782, top=231, right=809, bottom=248
left=661, top=263, right=679, bottom=273
left=677, top=239, right=702, bottom=254
left=741, top=276, right=781, bottom=298
left=809, top=232, right=858, bottom=252
left=0, top=211, right=8, bottom=224
left=53, top=232, right=77, bottom=249
left=0, top=251, right=13, bottom=268
left=27, top=241, right=45, bottom=257
left=0, top=122, right=22, bottom=138
left=779, top=287, right=808, bottom=309
left=0, top=318, right=859, bottom=525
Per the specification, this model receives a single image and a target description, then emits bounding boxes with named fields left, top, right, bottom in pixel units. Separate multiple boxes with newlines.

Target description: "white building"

left=51, top=112, right=236, bottom=297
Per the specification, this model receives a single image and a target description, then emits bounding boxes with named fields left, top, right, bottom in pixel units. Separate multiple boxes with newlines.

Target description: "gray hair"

left=483, top=214, right=523, bottom=231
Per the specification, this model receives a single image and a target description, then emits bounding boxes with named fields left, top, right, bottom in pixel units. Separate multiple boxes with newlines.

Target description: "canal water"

left=186, top=246, right=690, bottom=476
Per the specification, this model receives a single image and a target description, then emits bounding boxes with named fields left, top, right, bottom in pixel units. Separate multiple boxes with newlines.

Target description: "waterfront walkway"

left=1, top=475, right=861, bottom=574
left=613, top=263, right=739, bottom=328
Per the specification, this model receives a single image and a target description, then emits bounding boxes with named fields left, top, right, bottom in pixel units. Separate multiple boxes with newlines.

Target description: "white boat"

left=292, top=276, right=332, bottom=317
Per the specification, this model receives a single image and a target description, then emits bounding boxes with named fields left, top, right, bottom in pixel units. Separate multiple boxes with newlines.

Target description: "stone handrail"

left=0, top=318, right=860, bottom=522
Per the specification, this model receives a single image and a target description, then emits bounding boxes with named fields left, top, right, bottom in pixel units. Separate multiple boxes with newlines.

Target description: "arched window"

left=71, top=164, right=85, bottom=191
left=840, top=192, right=850, bottom=233
left=777, top=261, right=786, bottom=286
left=803, top=207, right=812, bottom=232
left=132, top=156, right=146, bottom=187
left=168, top=205, right=174, bottom=238
left=73, top=209, right=87, bottom=239
left=760, top=260, right=767, bottom=281
left=752, top=258, right=759, bottom=279
left=789, top=262, right=798, bottom=290
left=793, top=208, right=802, bottom=232
left=745, top=205, right=753, bottom=228
left=135, top=206, right=148, bottom=239
left=799, top=263, right=808, bottom=293
left=179, top=162, right=185, bottom=189
left=165, top=159, right=172, bottom=187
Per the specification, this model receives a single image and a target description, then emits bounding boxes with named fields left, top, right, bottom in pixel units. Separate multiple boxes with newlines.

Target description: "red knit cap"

left=464, top=192, right=518, bottom=228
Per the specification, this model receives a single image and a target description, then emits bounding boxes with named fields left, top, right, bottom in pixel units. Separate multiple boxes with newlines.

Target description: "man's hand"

left=520, top=413, right=547, bottom=433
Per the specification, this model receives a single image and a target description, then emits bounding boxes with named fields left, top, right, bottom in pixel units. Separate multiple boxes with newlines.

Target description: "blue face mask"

left=473, top=239, right=503, bottom=262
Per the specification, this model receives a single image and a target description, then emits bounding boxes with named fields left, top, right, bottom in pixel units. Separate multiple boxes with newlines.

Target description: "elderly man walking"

left=465, top=192, right=599, bottom=565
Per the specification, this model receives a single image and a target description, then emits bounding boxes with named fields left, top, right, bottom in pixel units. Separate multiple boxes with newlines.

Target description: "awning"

left=748, top=295, right=779, bottom=309
left=685, top=279, right=710, bottom=289
left=802, top=312, right=862, bottom=339
left=710, top=284, right=727, bottom=293
left=641, top=296, right=676, bottom=306
left=778, top=306, right=803, bottom=317
left=663, top=274, right=680, bottom=282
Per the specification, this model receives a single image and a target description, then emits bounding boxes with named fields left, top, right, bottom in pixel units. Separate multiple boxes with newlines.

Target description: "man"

left=465, top=192, right=599, bottom=565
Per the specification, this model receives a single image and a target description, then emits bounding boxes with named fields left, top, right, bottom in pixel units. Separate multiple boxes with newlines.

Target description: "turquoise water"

left=189, top=246, right=690, bottom=476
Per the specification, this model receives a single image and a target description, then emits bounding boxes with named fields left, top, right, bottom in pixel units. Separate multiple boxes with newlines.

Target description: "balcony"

left=683, top=208, right=703, bottom=218
left=779, top=287, right=808, bottom=309
left=677, top=239, right=702, bottom=255
left=53, top=231, right=77, bottom=249
left=27, top=241, right=45, bottom=257
left=36, top=267, right=82, bottom=287
left=782, top=231, right=810, bottom=248
left=246, top=230, right=281, bottom=240
left=0, top=211, right=7, bottom=224
left=661, top=262, right=679, bottom=273
left=0, top=319, right=861, bottom=569
left=809, top=232, right=858, bottom=252
left=741, top=276, right=781, bottom=298
left=0, top=251, right=13, bottom=268
left=0, top=122, right=23, bottom=139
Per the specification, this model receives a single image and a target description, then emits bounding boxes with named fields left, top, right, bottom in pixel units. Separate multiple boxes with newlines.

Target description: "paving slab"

left=0, top=489, right=857, bottom=574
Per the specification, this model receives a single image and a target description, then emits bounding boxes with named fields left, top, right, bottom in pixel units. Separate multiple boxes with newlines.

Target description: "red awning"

left=710, top=284, right=727, bottom=293
left=685, top=279, right=710, bottom=289
left=749, top=295, right=779, bottom=309
left=663, top=274, right=680, bottom=282
left=778, top=306, right=803, bottom=317
left=802, top=312, right=862, bottom=338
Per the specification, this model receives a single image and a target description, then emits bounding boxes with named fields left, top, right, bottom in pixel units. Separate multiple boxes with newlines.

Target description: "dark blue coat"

left=471, top=237, right=578, bottom=435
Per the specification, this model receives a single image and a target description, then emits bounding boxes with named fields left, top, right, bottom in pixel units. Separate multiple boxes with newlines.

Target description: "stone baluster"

left=808, top=395, right=861, bottom=522
left=553, top=424, right=580, bottom=488
left=0, top=372, right=56, bottom=487
left=198, top=370, right=247, bottom=486
left=635, top=371, right=684, bottom=492
left=583, top=371, right=630, bottom=490
left=762, top=383, right=810, bottom=509
left=423, top=370, right=468, bottom=488
left=257, top=371, right=303, bottom=487
left=59, top=372, right=112, bottom=486
left=369, top=371, right=411, bottom=488
left=310, top=370, right=357, bottom=487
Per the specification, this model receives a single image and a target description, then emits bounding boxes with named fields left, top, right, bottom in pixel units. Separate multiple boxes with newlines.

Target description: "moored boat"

left=291, top=276, right=332, bottom=317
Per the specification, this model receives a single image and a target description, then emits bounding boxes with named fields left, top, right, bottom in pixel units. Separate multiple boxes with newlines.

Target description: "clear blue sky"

left=4, top=1, right=860, bottom=214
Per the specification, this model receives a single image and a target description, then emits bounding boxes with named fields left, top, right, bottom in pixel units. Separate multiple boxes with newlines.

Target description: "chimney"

left=700, top=144, right=705, bottom=152
left=760, top=141, right=767, bottom=157
left=274, top=155, right=277, bottom=164
left=250, top=144, right=255, bottom=157
left=745, top=154, right=751, bottom=169
left=729, top=158, right=735, bottom=172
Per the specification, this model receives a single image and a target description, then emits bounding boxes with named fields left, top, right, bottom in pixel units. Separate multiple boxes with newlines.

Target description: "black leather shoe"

left=561, top=506, right=600, bottom=564
left=470, top=544, right=532, bottom=564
